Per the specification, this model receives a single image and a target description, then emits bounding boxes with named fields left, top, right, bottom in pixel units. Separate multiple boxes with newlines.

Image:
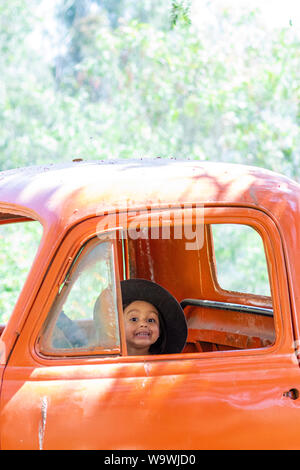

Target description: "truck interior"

left=127, top=220, right=275, bottom=354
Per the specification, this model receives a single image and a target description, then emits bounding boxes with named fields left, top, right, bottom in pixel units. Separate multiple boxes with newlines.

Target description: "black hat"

left=121, top=278, right=187, bottom=354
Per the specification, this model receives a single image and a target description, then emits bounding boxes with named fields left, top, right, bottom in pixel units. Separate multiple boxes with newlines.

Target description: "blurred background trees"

left=1, top=0, right=299, bottom=177
left=0, top=0, right=299, bottom=319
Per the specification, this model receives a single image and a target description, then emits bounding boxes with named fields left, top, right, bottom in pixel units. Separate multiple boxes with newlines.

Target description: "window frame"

left=31, top=205, right=291, bottom=365
left=123, top=205, right=289, bottom=358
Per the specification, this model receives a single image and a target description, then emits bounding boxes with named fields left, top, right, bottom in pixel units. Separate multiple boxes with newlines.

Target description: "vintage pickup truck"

left=0, top=158, right=300, bottom=450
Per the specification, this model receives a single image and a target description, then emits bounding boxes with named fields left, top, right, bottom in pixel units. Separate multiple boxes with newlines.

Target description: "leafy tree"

left=51, top=1, right=299, bottom=177
left=0, top=0, right=299, bottom=322
left=1, top=0, right=299, bottom=177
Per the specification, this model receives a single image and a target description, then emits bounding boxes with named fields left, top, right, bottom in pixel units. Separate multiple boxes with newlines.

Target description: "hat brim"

left=121, top=278, right=187, bottom=354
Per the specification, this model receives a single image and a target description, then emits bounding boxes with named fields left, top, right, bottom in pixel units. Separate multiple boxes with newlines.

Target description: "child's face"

left=123, top=300, right=160, bottom=355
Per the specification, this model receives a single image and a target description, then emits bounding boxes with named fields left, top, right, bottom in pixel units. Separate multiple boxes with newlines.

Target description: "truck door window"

left=39, top=237, right=121, bottom=356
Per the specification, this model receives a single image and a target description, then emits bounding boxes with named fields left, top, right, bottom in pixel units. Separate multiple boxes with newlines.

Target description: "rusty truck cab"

left=0, top=160, right=300, bottom=449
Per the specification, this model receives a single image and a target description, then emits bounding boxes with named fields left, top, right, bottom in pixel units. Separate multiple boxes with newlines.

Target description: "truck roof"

left=0, top=159, right=298, bottom=228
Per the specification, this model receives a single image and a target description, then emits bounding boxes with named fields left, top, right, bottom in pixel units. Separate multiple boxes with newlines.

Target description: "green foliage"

left=0, top=1, right=299, bottom=320
left=0, top=222, right=42, bottom=323
left=0, top=0, right=299, bottom=176
left=170, top=0, right=192, bottom=29
left=212, top=224, right=270, bottom=296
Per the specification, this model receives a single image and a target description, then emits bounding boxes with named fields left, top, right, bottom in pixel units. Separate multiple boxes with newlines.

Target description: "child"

left=123, top=300, right=160, bottom=356
left=121, top=278, right=187, bottom=355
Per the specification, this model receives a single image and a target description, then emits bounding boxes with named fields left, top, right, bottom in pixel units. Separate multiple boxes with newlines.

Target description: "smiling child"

left=121, top=278, right=187, bottom=356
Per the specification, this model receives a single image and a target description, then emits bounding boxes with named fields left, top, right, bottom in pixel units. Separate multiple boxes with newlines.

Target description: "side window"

left=0, top=219, right=42, bottom=325
left=39, top=237, right=121, bottom=356
left=211, top=224, right=271, bottom=296
left=127, top=212, right=276, bottom=355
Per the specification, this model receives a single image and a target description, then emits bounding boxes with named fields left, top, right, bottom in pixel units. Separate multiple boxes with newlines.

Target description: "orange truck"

left=0, top=159, right=300, bottom=450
